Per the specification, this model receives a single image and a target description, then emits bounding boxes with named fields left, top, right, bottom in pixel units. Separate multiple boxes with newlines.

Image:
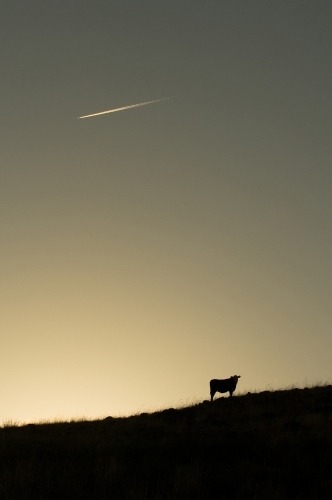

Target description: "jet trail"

left=78, top=96, right=174, bottom=119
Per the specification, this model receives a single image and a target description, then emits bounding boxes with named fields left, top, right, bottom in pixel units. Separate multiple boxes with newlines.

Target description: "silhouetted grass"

left=0, top=385, right=332, bottom=499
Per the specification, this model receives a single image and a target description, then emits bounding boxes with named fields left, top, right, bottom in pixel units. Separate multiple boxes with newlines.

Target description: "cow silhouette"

left=210, top=375, right=241, bottom=401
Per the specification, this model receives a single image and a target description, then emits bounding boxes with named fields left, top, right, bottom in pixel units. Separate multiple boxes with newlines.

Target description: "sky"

left=1, top=0, right=331, bottom=423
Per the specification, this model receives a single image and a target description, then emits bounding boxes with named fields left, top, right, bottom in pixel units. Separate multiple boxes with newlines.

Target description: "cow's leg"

left=210, top=390, right=215, bottom=402
left=229, top=390, right=233, bottom=397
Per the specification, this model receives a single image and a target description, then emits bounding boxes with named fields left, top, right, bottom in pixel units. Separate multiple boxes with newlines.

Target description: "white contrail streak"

left=78, top=96, right=174, bottom=119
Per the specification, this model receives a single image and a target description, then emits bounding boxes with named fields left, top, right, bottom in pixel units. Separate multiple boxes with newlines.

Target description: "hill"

left=0, top=385, right=331, bottom=499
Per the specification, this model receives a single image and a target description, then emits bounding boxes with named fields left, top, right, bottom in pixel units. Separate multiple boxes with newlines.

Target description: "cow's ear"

left=238, top=375, right=241, bottom=378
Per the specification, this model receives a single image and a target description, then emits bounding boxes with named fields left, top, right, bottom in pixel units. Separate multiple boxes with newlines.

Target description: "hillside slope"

left=1, top=385, right=331, bottom=499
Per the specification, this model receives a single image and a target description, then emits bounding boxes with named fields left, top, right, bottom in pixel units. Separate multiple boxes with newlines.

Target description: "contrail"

left=78, top=96, right=174, bottom=119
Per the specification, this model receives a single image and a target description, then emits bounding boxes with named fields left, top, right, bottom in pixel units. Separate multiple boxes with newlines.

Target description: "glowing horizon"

left=1, top=1, right=331, bottom=424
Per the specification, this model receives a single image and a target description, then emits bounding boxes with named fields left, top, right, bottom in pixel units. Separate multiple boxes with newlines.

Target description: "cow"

left=210, top=375, right=241, bottom=401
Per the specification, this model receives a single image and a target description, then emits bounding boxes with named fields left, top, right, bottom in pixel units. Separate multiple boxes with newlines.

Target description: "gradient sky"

left=1, top=1, right=331, bottom=423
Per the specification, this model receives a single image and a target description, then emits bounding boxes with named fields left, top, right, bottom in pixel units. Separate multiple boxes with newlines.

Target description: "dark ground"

left=0, top=385, right=332, bottom=499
